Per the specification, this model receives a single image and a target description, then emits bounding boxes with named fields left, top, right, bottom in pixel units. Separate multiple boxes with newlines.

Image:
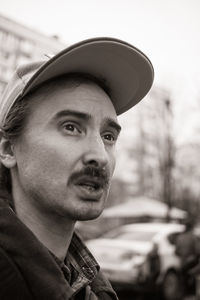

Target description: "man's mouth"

left=78, top=180, right=101, bottom=191
left=72, top=176, right=107, bottom=200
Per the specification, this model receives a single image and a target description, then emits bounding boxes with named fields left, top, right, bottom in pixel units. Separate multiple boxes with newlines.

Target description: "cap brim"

left=23, top=37, right=154, bottom=115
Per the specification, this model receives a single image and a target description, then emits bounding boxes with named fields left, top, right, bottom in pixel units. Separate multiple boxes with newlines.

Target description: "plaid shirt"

left=52, top=232, right=100, bottom=298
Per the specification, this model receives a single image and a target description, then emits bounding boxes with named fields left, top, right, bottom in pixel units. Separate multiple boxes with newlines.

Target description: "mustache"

left=69, top=166, right=110, bottom=187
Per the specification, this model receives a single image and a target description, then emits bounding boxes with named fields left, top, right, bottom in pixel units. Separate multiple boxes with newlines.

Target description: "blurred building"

left=115, top=87, right=174, bottom=202
left=0, top=14, right=66, bottom=95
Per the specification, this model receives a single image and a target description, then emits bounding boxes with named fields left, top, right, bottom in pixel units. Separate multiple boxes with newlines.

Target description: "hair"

left=0, top=96, right=30, bottom=198
left=0, top=73, right=111, bottom=198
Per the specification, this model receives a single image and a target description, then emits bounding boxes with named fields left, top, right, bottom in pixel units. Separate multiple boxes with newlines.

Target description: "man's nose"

left=82, top=136, right=108, bottom=169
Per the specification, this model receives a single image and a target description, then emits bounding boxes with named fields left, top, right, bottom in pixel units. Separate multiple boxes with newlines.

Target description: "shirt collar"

left=52, top=231, right=99, bottom=283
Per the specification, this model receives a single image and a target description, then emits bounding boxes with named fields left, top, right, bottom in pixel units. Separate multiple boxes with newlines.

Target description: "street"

left=116, top=289, right=196, bottom=300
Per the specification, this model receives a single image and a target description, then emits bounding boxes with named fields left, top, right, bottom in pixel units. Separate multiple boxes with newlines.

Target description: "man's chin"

left=75, top=209, right=103, bottom=221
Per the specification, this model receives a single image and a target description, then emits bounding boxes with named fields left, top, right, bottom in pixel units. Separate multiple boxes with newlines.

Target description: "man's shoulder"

left=0, top=245, right=32, bottom=299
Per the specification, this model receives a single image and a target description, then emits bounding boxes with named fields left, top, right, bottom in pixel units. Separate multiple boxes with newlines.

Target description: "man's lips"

left=71, top=175, right=108, bottom=200
left=73, top=174, right=108, bottom=188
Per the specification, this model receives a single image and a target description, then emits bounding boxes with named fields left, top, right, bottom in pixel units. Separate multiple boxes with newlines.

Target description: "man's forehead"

left=27, top=74, right=118, bottom=123
left=32, top=74, right=110, bottom=99
left=27, top=74, right=117, bottom=116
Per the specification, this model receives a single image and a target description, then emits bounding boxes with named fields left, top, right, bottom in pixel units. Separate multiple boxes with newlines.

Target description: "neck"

left=12, top=192, right=75, bottom=262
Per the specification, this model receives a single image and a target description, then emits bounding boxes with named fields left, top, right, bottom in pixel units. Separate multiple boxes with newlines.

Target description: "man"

left=0, top=37, right=153, bottom=299
left=175, top=218, right=200, bottom=296
left=176, top=218, right=199, bottom=270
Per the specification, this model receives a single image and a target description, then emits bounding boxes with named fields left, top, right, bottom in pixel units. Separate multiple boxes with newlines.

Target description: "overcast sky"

left=0, top=0, right=200, bottom=143
left=0, top=0, right=199, bottom=88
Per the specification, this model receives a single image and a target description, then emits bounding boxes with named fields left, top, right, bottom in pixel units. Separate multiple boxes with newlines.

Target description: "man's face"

left=12, top=79, right=120, bottom=221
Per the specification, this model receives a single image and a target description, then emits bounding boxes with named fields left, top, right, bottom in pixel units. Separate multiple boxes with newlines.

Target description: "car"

left=86, top=222, right=186, bottom=300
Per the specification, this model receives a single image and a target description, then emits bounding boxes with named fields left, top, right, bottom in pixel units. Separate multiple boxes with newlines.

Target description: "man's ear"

left=0, top=131, right=16, bottom=169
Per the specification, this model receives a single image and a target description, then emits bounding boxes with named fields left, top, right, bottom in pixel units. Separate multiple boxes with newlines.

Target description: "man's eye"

left=64, top=124, right=75, bottom=131
left=62, top=123, right=81, bottom=134
left=103, top=133, right=116, bottom=143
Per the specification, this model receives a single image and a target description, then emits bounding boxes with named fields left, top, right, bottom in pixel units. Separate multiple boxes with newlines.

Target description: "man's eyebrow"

left=53, top=109, right=121, bottom=133
left=53, top=110, right=91, bottom=121
left=104, top=117, right=122, bottom=134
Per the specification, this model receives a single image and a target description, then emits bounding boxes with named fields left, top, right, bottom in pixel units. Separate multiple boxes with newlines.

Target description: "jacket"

left=0, top=195, right=118, bottom=300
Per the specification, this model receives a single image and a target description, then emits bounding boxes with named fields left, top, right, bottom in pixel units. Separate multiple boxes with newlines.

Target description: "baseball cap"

left=0, top=37, right=154, bottom=126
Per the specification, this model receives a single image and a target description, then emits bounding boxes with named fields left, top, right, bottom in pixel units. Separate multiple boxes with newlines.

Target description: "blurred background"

left=0, top=1, right=200, bottom=299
